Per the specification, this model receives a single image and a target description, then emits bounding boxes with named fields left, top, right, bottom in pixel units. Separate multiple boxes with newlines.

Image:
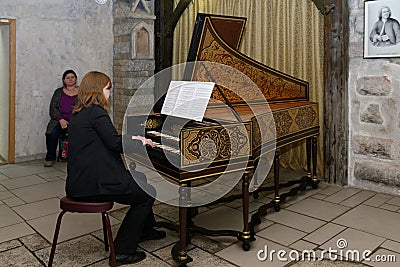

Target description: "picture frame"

left=364, top=0, right=400, bottom=58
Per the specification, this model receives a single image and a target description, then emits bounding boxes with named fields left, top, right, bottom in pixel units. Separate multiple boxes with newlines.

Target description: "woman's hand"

left=132, top=135, right=154, bottom=147
left=59, top=119, right=68, bottom=129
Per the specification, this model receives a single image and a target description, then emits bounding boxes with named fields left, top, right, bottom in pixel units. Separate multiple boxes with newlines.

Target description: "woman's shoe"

left=110, top=251, right=146, bottom=266
left=43, top=160, right=56, bottom=167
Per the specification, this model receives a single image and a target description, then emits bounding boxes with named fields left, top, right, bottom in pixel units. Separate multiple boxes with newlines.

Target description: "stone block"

left=114, top=41, right=131, bottom=54
left=360, top=103, right=383, bottom=124
left=354, top=161, right=400, bottom=187
left=356, top=76, right=392, bottom=96
left=353, top=135, right=392, bottom=159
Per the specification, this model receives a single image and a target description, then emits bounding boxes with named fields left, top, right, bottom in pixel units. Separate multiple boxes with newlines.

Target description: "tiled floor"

left=0, top=160, right=399, bottom=266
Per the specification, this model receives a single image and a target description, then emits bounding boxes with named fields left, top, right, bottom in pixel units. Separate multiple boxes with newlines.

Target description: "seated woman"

left=66, top=71, right=165, bottom=266
left=44, top=69, right=79, bottom=167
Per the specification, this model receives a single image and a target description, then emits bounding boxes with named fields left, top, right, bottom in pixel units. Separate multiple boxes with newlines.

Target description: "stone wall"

left=348, top=0, right=400, bottom=194
left=0, top=0, right=113, bottom=162
left=113, top=0, right=155, bottom=132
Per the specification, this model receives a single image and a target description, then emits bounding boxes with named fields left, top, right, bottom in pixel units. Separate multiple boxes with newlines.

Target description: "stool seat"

left=48, top=196, right=117, bottom=267
left=60, top=196, right=113, bottom=213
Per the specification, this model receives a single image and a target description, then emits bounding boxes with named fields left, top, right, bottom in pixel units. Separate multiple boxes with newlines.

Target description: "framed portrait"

left=364, top=0, right=400, bottom=58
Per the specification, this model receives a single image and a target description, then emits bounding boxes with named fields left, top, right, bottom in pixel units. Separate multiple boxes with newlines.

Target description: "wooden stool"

left=48, top=196, right=117, bottom=267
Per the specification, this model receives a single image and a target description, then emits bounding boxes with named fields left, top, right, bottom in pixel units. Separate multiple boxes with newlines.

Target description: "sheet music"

left=161, top=81, right=215, bottom=122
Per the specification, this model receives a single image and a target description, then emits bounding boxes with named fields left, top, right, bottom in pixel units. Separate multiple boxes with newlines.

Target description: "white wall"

left=0, top=25, right=9, bottom=161
left=0, top=0, right=114, bottom=161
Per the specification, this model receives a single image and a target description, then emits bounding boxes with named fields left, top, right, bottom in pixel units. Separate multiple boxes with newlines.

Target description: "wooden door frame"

left=0, top=18, right=16, bottom=164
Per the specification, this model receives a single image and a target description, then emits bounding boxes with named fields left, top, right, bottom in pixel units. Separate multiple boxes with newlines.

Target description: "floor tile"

left=27, top=212, right=119, bottom=243
left=12, top=198, right=60, bottom=220
left=216, top=237, right=290, bottom=267
left=318, top=185, right=343, bottom=196
left=256, top=223, right=306, bottom=246
left=0, top=165, right=54, bottom=178
left=364, top=248, right=400, bottom=267
left=0, top=204, right=24, bottom=227
left=35, top=235, right=108, bottom=267
left=0, top=184, right=7, bottom=191
left=193, top=206, right=246, bottom=246
left=0, top=174, right=47, bottom=190
left=194, top=206, right=244, bottom=231
left=323, top=187, right=361, bottom=204
left=0, top=223, right=35, bottom=243
left=386, top=196, right=400, bottom=207
left=321, top=228, right=385, bottom=261
left=190, top=234, right=228, bottom=254
left=10, top=180, right=65, bottom=203
left=37, top=170, right=66, bottom=179
left=310, top=193, right=327, bottom=200
left=152, top=202, right=179, bottom=222
left=0, top=239, right=22, bottom=253
left=253, top=219, right=274, bottom=232
left=333, top=205, right=400, bottom=242
left=264, top=209, right=326, bottom=233
left=186, top=247, right=238, bottom=267
left=0, top=246, right=43, bottom=266
left=340, top=190, right=376, bottom=208
left=290, top=239, right=318, bottom=251
left=287, top=198, right=350, bottom=221
left=0, top=173, right=8, bottom=181
left=303, top=223, right=346, bottom=245
left=0, top=190, right=14, bottom=200
left=379, top=204, right=399, bottom=212
left=364, top=194, right=392, bottom=207
left=2, top=197, right=25, bottom=207
left=381, top=239, right=400, bottom=254
left=19, top=233, right=50, bottom=252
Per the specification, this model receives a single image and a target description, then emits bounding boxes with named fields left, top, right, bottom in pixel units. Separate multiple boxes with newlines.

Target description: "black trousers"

left=72, top=173, right=156, bottom=255
left=45, top=124, right=62, bottom=161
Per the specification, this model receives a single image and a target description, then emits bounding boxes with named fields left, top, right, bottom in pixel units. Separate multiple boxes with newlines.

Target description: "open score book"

left=161, top=81, right=215, bottom=122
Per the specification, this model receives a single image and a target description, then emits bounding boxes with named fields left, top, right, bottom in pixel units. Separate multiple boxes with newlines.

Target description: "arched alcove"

left=131, top=22, right=154, bottom=59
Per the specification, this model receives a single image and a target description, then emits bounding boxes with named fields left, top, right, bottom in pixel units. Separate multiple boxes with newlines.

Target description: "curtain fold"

left=173, top=0, right=324, bottom=175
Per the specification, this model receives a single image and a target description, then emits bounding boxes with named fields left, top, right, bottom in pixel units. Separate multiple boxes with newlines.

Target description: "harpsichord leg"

left=238, top=170, right=255, bottom=251
left=171, top=185, right=193, bottom=265
left=273, top=150, right=281, bottom=212
left=311, top=136, right=319, bottom=189
left=306, top=137, right=312, bottom=180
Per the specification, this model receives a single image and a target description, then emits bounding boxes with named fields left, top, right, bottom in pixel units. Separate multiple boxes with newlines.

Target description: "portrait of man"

left=369, top=5, right=400, bottom=46
left=364, top=0, right=400, bottom=58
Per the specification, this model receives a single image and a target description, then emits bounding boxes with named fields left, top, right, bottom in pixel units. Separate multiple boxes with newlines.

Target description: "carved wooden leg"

left=306, top=137, right=312, bottom=179
left=273, top=150, right=281, bottom=211
left=312, top=136, right=319, bottom=189
left=171, top=184, right=193, bottom=265
left=240, top=170, right=254, bottom=251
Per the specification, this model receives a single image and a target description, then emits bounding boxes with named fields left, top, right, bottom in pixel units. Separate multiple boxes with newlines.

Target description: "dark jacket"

left=369, top=18, right=400, bottom=46
left=66, top=105, right=141, bottom=197
left=46, top=87, right=78, bottom=134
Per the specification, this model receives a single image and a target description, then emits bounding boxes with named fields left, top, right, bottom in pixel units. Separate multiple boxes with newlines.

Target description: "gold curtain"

left=173, top=0, right=324, bottom=175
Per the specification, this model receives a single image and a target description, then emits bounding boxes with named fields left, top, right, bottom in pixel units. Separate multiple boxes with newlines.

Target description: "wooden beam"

left=323, top=0, right=349, bottom=185
left=154, top=0, right=192, bottom=111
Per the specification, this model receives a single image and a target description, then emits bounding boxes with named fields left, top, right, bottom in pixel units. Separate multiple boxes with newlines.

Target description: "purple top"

left=57, top=91, right=77, bottom=122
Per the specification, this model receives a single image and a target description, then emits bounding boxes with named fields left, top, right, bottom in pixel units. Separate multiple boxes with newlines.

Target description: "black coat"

left=66, top=105, right=141, bottom=197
